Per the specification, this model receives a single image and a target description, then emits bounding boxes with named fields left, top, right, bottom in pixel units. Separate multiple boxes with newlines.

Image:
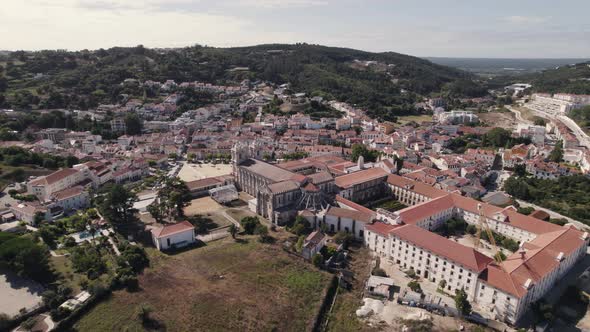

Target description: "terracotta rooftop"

left=365, top=222, right=401, bottom=237
left=334, top=167, right=388, bottom=189
left=239, top=158, right=297, bottom=183
left=152, top=221, right=195, bottom=239
left=325, top=206, right=374, bottom=223
left=387, top=174, right=448, bottom=199
left=186, top=177, right=224, bottom=191
left=29, top=168, right=79, bottom=186
left=391, top=224, right=493, bottom=273
left=480, top=227, right=587, bottom=298
left=50, top=186, right=85, bottom=201
left=267, top=180, right=300, bottom=194
left=335, top=195, right=375, bottom=215
left=397, top=195, right=455, bottom=225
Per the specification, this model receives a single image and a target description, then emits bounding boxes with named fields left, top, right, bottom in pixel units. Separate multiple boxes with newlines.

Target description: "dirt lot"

left=396, top=115, right=433, bottom=125
left=177, top=163, right=232, bottom=182
left=184, top=196, right=224, bottom=215
left=0, top=270, right=44, bottom=317
left=74, top=237, right=332, bottom=331
left=479, top=111, right=518, bottom=129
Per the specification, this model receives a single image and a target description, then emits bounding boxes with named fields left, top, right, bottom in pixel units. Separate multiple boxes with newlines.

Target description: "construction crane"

left=474, top=203, right=504, bottom=264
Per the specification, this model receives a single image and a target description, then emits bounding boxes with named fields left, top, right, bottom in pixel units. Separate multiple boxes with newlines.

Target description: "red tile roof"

left=397, top=195, right=455, bottom=225
left=391, top=224, right=493, bottom=273
left=152, top=221, right=195, bottom=239
left=387, top=174, right=447, bottom=199
left=335, top=168, right=388, bottom=189
left=335, top=195, right=375, bottom=215
left=365, top=222, right=401, bottom=236
left=326, top=206, right=374, bottom=223
left=29, top=168, right=79, bottom=186
left=481, top=227, right=587, bottom=298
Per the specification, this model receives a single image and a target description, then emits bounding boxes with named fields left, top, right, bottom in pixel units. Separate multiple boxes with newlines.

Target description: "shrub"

left=407, top=280, right=422, bottom=293
left=405, top=268, right=416, bottom=279
left=372, top=267, right=388, bottom=277
left=312, top=253, right=323, bottom=268
left=333, top=231, right=354, bottom=247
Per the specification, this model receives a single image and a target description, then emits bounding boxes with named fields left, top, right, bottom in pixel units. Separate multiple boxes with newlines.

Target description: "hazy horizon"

left=1, top=0, right=589, bottom=58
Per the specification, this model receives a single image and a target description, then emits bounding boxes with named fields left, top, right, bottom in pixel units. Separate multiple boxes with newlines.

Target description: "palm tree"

left=229, top=224, right=238, bottom=239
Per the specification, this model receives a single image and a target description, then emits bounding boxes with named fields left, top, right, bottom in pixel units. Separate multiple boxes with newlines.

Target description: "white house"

left=301, top=231, right=326, bottom=260
left=151, top=221, right=196, bottom=251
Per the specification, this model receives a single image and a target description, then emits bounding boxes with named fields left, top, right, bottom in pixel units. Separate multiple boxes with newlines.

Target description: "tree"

left=240, top=216, right=260, bottom=235
left=533, top=117, right=546, bottom=126
left=312, top=253, right=323, bottom=268
left=548, top=140, right=563, bottom=163
left=293, top=234, right=304, bottom=250
left=152, top=177, right=191, bottom=221
left=229, top=224, right=238, bottom=239
left=454, top=288, right=472, bottom=315
left=0, top=313, right=10, bottom=331
left=438, top=279, right=447, bottom=290
left=100, top=184, right=138, bottom=225
left=407, top=280, right=422, bottom=293
left=394, top=155, right=404, bottom=174
left=124, top=113, right=142, bottom=135
left=514, top=163, right=527, bottom=177
left=482, top=127, right=512, bottom=148
left=351, top=144, right=380, bottom=163
left=33, top=211, right=45, bottom=225
left=21, top=317, right=38, bottom=331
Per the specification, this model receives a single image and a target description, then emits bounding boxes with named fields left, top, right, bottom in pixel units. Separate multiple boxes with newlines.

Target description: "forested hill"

left=0, top=43, right=483, bottom=115
left=525, top=61, right=590, bottom=94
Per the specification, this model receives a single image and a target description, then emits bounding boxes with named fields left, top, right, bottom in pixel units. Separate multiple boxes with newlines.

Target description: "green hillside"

left=528, top=61, right=590, bottom=94
left=0, top=43, right=481, bottom=120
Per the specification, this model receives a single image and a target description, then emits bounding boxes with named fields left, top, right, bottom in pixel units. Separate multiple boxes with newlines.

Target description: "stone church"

left=231, top=141, right=334, bottom=224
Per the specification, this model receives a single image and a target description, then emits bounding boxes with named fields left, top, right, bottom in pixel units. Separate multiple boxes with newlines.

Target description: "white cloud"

left=502, top=15, right=549, bottom=24
left=237, top=0, right=329, bottom=8
left=0, top=0, right=300, bottom=50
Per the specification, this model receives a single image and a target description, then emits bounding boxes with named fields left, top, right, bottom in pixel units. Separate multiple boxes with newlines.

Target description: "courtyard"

left=177, top=162, right=232, bottom=182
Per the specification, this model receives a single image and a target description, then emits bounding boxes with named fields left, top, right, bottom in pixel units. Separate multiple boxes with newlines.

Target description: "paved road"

left=506, top=105, right=532, bottom=125
left=520, top=103, right=590, bottom=149
left=558, top=114, right=590, bottom=149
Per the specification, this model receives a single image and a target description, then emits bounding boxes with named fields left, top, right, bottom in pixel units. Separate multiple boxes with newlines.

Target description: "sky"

left=0, top=0, right=589, bottom=58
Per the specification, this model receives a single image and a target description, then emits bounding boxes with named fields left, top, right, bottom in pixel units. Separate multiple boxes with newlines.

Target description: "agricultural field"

left=74, top=237, right=332, bottom=331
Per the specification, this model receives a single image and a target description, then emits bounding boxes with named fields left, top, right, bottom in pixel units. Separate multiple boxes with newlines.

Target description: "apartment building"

left=27, top=168, right=86, bottom=201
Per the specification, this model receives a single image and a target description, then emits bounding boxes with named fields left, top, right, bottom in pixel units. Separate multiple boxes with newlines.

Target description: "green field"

left=74, top=237, right=331, bottom=331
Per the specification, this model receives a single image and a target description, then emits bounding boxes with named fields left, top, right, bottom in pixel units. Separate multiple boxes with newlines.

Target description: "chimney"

left=357, top=155, right=364, bottom=170
left=556, top=252, right=564, bottom=261
left=518, top=242, right=526, bottom=260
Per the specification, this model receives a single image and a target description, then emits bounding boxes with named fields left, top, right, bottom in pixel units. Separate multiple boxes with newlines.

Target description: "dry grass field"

left=74, top=237, right=332, bottom=331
